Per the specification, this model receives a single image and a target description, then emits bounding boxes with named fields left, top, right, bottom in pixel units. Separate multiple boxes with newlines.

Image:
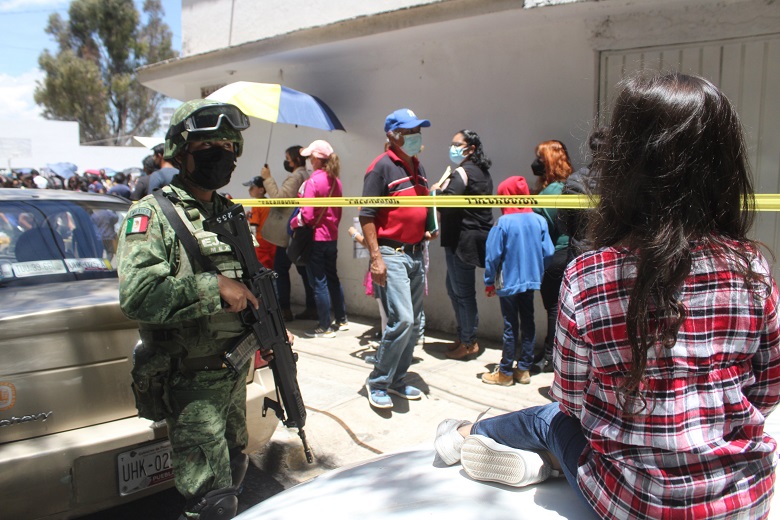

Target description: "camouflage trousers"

left=165, top=362, right=249, bottom=507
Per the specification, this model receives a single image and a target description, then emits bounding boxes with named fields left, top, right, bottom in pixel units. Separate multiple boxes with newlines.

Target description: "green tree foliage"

left=34, top=0, right=178, bottom=145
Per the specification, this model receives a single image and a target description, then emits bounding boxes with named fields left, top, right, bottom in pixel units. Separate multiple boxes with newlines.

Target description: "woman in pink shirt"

left=293, top=140, right=348, bottom=338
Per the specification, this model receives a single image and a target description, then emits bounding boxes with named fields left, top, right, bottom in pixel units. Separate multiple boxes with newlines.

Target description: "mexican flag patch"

left=125, top=207, right=153, bottom=235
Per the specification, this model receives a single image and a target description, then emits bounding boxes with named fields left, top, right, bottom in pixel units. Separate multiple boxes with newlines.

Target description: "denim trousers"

left=305, top=240, right=347, bottom=330
left=368, top=246, right=424, bottom=391
left=444, top=248, right=478, bottom=344
left=273, top=246, right=315, bottom=311
left=472, top=402, right=596, bottom=516
left=498, top=290, right=536, bottom=373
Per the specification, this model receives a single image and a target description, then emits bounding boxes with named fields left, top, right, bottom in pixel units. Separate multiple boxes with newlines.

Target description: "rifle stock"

left=204, top=204, right=313, bottom=463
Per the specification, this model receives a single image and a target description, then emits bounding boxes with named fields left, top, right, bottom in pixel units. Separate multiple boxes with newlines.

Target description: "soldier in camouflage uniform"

left=117, top=99, right=265, bottom=520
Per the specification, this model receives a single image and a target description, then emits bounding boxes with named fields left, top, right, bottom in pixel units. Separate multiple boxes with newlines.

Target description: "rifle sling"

left=153, top=189, right=219, bottom=274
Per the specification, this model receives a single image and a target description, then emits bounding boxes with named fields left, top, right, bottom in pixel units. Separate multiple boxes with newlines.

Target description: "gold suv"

left=0, top=188, right=278, bottom=519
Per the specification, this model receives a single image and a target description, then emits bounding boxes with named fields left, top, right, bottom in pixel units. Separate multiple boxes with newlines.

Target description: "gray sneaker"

left=365, top=383, right=393, bottom=409
left=387, top=385, right=423, bottom=400
left=305, top=327, right=336, bottom=339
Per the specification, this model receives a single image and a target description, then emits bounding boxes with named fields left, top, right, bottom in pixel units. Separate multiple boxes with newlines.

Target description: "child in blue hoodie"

left=483, top=176, right=554, bottom=386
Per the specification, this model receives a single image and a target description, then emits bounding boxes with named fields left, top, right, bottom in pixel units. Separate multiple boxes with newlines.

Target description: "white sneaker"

left=461, top=435, right=556, bottom=487
left=434, top=419, right=471, bottom=466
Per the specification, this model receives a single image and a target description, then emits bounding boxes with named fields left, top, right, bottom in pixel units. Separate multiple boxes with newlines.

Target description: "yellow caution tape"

left=231, top=194, right=780, bottom=211
left=232, top=195, right=591, bottom=209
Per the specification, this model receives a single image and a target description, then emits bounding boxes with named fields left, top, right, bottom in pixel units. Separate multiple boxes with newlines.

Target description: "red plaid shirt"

left=551, top=244, right=780, bottom=519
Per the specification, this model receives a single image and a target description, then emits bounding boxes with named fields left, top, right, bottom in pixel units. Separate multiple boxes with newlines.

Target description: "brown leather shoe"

left=446, top=341, right=478, bottom=360
left=447, top=338, right=461, bottom=352
left=513, top=368, right=531, bottom=384
left=482, top=369, right=514, bottom=386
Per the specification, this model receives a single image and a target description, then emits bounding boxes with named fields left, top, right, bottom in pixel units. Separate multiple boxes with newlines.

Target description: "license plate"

left=117, top=440, right=174, bottom=496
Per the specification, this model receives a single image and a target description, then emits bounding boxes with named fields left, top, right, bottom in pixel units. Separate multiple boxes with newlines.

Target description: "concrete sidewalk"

left=254, top=312, right=556, bottom=485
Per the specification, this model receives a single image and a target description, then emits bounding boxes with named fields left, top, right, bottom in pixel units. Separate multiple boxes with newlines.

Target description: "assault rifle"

left=204, top=204, right=313, bottom=463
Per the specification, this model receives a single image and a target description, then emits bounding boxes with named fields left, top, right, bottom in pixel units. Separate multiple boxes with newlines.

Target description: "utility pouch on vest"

left=130, top=340, right=172, bottom=421
left=223, top=330, right=261, bottom=373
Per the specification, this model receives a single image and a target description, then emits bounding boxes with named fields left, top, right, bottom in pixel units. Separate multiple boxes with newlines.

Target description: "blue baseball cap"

left=384, top=108, right=431, bottom=133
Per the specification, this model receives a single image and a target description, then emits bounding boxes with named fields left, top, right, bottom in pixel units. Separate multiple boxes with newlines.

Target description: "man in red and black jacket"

left=359, top=108, right=437, bottom=410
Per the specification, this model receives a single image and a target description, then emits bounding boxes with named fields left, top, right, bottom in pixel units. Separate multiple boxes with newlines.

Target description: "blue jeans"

left=368, top=246, right=424, bottom=391
left=499, top=290, right=536, bottom=373
left=305, top=240, right=346, bottom=330
left=472, top=403, right=596, bottom=516
left=444, top=248, right=478, bottom=344
left=273, top=246, right=315, bottom=311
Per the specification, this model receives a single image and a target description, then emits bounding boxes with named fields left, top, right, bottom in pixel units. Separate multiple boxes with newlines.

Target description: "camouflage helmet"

left=164, top=99, right=250, bottom=160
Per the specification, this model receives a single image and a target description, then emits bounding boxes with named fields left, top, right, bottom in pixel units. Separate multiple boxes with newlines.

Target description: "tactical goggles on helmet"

left=180, top=104, right=250, bottom=134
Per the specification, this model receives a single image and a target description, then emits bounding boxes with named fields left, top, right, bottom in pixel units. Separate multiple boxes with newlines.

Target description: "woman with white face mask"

left=430, top=129, right=494, bottom=361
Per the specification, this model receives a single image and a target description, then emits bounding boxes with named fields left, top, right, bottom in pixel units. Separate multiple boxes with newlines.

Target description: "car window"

left=0, top=198, right=128, bottom=286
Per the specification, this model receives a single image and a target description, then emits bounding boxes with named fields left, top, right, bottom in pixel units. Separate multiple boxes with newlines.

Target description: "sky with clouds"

left=0, top=0, right=181, bottom=121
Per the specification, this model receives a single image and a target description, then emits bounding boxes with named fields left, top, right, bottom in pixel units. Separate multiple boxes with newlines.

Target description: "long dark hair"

left=589, top=72, right=762, bottom=412
left=459, top=129, right=492, bottom=171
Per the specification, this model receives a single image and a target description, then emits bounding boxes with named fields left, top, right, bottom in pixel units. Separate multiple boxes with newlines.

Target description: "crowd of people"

left=7, top=70, right=778, bottom=519
left=0, top=144, right=180, bottom=200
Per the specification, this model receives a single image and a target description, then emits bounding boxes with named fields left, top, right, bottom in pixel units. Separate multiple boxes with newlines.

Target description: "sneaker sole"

left=387, top=388, right=422, bottom=400
left=461, top=435, right=550, bottom=487
left=365, top=383, right=393, bottom=409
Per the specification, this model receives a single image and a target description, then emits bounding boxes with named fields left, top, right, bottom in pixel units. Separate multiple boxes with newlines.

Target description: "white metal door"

left=599, top=35, right=780, bottom=267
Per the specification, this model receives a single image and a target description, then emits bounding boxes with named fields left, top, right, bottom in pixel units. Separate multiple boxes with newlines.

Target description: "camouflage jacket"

left=116, top=177, right=248, bottom=358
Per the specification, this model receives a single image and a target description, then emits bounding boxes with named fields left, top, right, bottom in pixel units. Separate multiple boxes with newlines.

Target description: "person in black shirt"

left=431, top=129, right=493, bottom=360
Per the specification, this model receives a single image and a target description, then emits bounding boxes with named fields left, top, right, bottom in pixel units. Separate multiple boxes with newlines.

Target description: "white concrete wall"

left=142, top=0, right=780, bottom=344
left=0, top=120, right=151, bottom=174
left=181, top=0, right=444, bottom=55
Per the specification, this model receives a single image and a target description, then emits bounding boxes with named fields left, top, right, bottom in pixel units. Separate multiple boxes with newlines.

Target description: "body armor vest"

left=139, top=186, right=248, bottom=358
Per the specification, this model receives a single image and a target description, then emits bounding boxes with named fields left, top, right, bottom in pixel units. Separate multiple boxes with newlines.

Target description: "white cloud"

left=0, top=0, right=67, bottom=12
left=0, top=70, right=45, bottom=121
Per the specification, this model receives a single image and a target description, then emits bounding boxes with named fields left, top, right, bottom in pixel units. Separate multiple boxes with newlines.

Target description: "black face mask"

left=531, top=158, right=546, bottom=176
left=283, top=160, right=294, bottom=173
left=187, top=147, right=237, bottom=190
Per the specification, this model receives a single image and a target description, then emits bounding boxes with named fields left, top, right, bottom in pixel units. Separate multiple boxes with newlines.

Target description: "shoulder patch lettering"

left=127, top=207, right=153, bottom=219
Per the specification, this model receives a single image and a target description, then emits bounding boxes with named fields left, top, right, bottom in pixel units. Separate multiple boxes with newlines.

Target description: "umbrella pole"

left=264, top=125, right=274, bottom=166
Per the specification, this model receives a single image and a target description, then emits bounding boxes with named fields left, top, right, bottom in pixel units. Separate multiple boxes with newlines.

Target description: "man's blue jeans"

left=273, top=247, right=315, bottom=311
left=499, top=290, right=536, bottom=373
left=472, top=402, right=595, bottom=515
left=367, top=246, right=424, bottom=391
left=444, top=248, right=478, bottom=344
left=305, top=240, right=346, bottom=330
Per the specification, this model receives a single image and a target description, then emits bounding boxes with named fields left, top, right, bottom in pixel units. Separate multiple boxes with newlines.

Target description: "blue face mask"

left=401, top=133, right=423, bottom=156
left=449, top=145, right=467, bottom=165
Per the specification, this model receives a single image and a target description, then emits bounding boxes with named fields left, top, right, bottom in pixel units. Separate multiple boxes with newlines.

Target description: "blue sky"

left=0, top=0, right=181, bottom=120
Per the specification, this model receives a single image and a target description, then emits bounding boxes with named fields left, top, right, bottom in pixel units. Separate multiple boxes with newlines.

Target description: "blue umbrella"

left=46, top=162, right=78, bottom=179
